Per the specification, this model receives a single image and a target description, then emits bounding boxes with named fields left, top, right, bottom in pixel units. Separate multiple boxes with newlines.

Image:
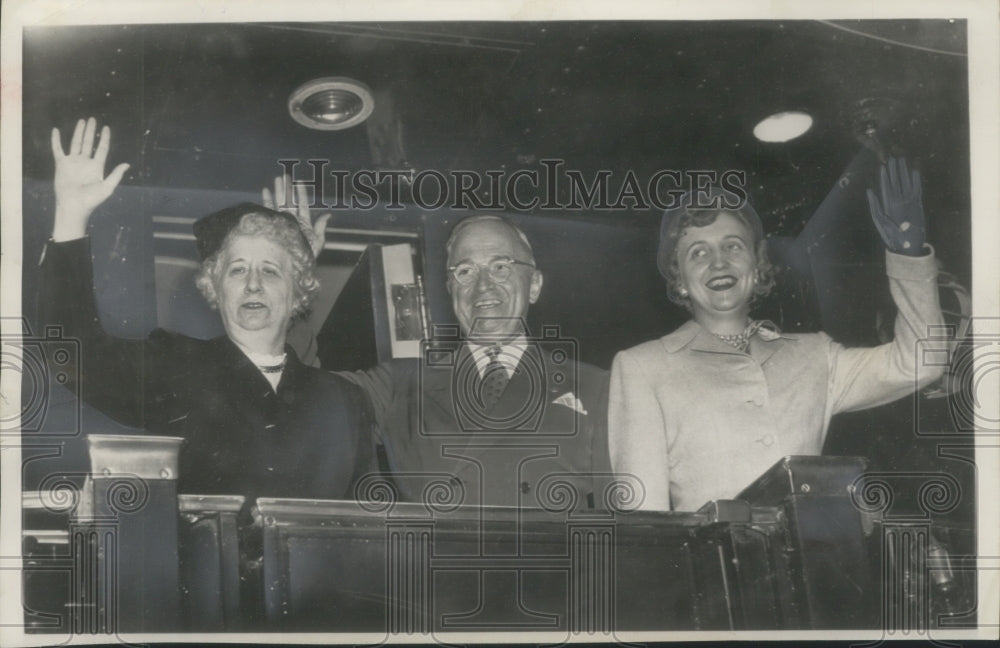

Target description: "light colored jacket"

left=608, top=250, right=945, bottom=511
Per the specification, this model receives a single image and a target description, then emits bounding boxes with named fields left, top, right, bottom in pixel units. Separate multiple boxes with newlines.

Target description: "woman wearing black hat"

left=39, top=117, right=375, bottom=508
left=608, top=161, right=945, bottom=511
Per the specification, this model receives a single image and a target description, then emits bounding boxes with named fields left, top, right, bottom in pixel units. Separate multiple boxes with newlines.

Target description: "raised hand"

left=50, top=117, right=130, bottom=242
left=262, top=175, right=331, bottom=258
left=866, top=157, right=926, bottom=256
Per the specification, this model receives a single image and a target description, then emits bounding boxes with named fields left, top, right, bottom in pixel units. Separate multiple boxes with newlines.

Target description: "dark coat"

left=39, top=238, right=376, bottom=506
left=343, top=343, right=612, bottom=509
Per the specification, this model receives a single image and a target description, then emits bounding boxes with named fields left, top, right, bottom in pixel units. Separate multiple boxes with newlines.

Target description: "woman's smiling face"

left=676, top=211, right=757, bottom=328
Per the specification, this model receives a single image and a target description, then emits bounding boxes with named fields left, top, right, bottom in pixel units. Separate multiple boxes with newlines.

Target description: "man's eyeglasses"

left=447, top=257, right=535, bottom=286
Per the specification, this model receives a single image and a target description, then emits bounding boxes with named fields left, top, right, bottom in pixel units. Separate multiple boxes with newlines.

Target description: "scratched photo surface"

left=4, top=6, right=996, bottom=644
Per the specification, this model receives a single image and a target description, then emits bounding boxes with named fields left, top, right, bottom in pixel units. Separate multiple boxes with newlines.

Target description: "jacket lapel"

left=275, top=344, right=306, bottom=395
left=751, top=336, right=783, bottom=366
left=210, top=337, right=277, bottom=438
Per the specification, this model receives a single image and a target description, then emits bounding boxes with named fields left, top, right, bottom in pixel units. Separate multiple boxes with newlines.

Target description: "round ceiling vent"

left=288, top=77, right=375, bottom=131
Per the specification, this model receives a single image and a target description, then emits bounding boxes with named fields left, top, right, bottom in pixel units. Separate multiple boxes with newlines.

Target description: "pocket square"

left=552, top=392, right=588, bottom=415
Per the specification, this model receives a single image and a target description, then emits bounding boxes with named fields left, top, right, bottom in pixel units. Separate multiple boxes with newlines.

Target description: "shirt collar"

left=467, top=336, right=528, bottom=378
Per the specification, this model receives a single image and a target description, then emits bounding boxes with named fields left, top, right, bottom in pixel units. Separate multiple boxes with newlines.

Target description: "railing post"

left=177, top=494, right=245, bottom=631
left=84, top=434, right=184, bottom=633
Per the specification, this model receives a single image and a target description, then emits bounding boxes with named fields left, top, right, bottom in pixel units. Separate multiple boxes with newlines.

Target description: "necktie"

left=480, top=346, right=509, bottom=411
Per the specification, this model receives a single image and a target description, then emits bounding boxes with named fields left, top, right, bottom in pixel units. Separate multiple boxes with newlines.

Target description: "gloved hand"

left=866, top=157, right=927, bottom=256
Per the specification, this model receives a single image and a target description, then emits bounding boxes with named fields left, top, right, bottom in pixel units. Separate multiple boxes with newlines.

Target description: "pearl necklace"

left=713, top=320, right=772, bottom=353
left=714, top=330, right=751, bottom=352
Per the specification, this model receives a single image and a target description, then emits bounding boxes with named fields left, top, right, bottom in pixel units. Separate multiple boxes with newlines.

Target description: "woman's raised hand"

left=50, top=117, right=130, bottom=241
left=866, top=157, right=926, bottom=256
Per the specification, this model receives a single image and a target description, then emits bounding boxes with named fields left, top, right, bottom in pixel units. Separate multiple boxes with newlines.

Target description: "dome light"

left=288, top=77, right=374, bottom=131
left=753, top=111, right=813, bottom=143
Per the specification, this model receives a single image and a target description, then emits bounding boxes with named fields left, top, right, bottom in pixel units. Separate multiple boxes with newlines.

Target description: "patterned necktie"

left=480, top=346, right=509, bottom=410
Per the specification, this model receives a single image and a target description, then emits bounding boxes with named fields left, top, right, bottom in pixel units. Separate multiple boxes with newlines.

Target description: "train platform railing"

left=20, top=435, right=975, bottom=635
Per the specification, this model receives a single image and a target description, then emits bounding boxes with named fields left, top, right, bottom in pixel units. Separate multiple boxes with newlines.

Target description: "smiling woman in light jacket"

left=608, top=159, right=945, bottom=511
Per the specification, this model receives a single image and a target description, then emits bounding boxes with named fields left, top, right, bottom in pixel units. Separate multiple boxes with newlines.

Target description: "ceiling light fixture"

left=753, top=111, right=813, bottom=143
left=288, top=77, right=375, bottom=131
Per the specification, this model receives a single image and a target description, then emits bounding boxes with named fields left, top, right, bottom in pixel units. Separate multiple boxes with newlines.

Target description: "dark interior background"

left=22, top=21, right=971, bottom=357
left=20, top=20, right=975, bottom=521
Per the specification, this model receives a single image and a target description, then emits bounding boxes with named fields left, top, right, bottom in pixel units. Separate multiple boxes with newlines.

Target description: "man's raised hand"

left=262, top=174, right=331, bottom=258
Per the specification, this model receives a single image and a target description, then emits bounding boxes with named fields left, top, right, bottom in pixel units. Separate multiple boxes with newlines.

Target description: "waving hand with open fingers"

left=51, top=117, right=131, bottom=241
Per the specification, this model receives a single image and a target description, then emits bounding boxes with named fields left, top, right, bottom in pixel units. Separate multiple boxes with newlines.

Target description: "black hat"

left=656, top=186, right=764, bottom=279
left=192, top=202, right=309, bottom=260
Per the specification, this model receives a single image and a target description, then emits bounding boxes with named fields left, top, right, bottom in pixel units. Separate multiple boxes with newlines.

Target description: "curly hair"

left=195, top=212, right=320, bottom=320
left=661, top=209, right=776, bottom=310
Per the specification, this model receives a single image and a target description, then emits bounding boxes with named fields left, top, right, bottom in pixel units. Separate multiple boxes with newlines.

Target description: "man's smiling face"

left=446, top=219, right=543, bottom=341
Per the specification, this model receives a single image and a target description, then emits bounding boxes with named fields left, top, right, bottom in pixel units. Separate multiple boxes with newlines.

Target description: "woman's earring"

left=679, top=288, right=689, bottom=297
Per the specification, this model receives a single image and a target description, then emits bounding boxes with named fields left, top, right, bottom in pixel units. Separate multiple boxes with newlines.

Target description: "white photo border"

left=2, top=0, right=997, bottom=645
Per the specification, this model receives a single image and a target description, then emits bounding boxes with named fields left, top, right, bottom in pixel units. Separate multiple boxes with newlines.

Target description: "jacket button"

left=520, top=481, right=531, bottom=494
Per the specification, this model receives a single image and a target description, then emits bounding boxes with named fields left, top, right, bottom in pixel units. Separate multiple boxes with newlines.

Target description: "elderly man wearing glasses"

left=343, top=215, right=612, bottom=510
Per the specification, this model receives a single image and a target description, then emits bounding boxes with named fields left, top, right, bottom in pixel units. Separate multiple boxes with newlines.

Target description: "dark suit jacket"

left=343, top=343, right=611, bottom=509
left=39, top=239, right=376, bottom=507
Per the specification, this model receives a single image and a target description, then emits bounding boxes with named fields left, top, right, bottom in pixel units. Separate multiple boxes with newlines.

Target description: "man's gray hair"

left=445, top=214, right=535, bottom=264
